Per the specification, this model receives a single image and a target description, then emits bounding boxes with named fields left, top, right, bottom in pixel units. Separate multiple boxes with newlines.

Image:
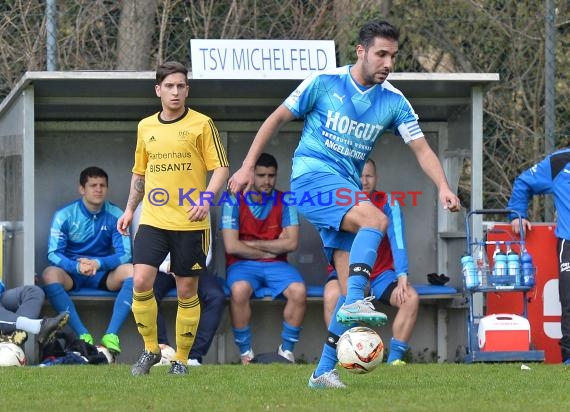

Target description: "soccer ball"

left=153, top=345, right=176, bottom=367
left=336, top=326, right=384, bottom=374
left=0, top=342, right=26, bottom=367
left=96, top=345, right=114, bottom=364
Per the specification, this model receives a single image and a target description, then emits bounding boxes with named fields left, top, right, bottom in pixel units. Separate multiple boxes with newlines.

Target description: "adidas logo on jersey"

left=191, top=263, right=202, bottom=270
left=148, top=136, right=156, bottom=142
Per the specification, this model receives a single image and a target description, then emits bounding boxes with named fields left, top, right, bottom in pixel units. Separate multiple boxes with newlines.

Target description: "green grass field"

left=3, top=363, right=570, bottom=411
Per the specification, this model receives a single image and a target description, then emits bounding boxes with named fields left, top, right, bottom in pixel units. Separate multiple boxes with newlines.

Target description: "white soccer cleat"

left=308, top=369, right=347, bottom=389
left=277, top=344, right=295, bottom=363
left=336, top=296, right=388, bottom=326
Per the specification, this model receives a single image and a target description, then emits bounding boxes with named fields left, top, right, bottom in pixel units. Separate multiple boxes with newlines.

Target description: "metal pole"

left=544, top=0, right=556, bottom=221
left=46, top=0, right=58, bottom=71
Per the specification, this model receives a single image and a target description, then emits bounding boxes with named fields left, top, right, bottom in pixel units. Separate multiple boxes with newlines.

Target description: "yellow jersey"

left=133, top=108, right=228, bottom=231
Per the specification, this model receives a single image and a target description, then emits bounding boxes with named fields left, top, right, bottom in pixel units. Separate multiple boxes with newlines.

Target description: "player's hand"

left=117, top=210, right=133, bottom=236
left=439, top=187, right=461, bottom=212
left=77, top=258, right=99, bottom=276
left=186, top=203, right=209, bottom=222
left=393, top=276, right=409, bottom=306
left=511, top=218, right=532, bottom=237
left=227, top=167, right=254, bottom=195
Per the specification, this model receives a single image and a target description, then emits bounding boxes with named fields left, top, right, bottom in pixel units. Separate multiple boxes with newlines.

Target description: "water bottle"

left=493, top=249, right=507, bottom=284
left=461, top=255, right=478, bottom=289
left=475, top=241, right=489, bottom=286
left=520, top=249, right=535, bottom=287
left=506, top=248, right=521, bottom=286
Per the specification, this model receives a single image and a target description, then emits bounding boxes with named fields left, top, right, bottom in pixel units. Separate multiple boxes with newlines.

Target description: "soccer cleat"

left=240, top=349, right=254, bottom=365
left=187, top=358, right=202, bottom=367
left=336, top=296, right=388, bottom=326
left=131, top=350, right=161, bottom=376
left=389, top=359, right=407, bottom=366
left=168, top=360, right=189, bottom=375
left=100, top=333, right=121, bottom=354
left=79, top=333, right=94, bottom=345
left=308, top=369, right=347, bottom=389
left=0, top=330, right=28, bottom=346
left=277, top=345, right=295, bottom=363
left=38, top=312, right=69, bottom=344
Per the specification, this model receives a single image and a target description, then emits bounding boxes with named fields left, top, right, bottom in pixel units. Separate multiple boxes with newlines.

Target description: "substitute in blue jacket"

left=42, top=167, right=133, bottom=354
left=507, top=147, right=570, bottom=363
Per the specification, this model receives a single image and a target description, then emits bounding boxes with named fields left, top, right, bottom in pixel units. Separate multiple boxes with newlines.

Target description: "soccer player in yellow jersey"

left=117, top=61, right=229, bottom=376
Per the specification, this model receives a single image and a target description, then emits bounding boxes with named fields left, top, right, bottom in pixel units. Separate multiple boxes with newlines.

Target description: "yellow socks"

left=174, top=295, right=200, bottom=362
left=132, top=289, right=160, bottom=354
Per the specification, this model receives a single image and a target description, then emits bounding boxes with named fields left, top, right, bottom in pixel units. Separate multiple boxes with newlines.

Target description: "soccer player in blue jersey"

left=42, top=167, right=133, bottom=355
left=228, top=20, right=460, bottom=388
left=507, top=146, right=570, bottom=364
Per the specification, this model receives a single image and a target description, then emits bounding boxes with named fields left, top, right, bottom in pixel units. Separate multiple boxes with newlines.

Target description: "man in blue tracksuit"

left=507, top=147, right=570, bottom=363
left=42, top=166, right=133, bottom=354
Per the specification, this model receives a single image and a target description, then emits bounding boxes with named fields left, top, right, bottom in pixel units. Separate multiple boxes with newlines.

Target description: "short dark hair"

left=366, top=158, right=377, bottom=170
left=79, top=166, right=108, bottom=187
left=359, top=20, right=400, bottom=49
left=156, top=61, right=188, bottom=85
left=255, top=153, right=278, bottom=169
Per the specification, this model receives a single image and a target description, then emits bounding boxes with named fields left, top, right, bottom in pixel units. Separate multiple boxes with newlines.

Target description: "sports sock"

left=232, top=325, right=252, bottom=354
left=280, top=321, right=302, bottom=352
left=387, top=337, right=409, bottom=363
left=105, top=277, right=133, bottom=335
left=132, top=289, right=159, bottom=353
left=174, top=295, right=200, bottom=362
left=314, top=295, right=350, bottom=377
left=43, top=283, right=88, bottom=335
left=15, top=317, right=41, bottom=334
left=345, top=227, right=383, bottom=304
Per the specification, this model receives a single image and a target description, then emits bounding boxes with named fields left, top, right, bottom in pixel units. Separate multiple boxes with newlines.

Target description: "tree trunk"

left=116, top=0, right=157, bottom=70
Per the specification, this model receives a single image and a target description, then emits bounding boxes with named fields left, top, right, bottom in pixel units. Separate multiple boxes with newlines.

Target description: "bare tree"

left=116, top=0, right=158, bottom=70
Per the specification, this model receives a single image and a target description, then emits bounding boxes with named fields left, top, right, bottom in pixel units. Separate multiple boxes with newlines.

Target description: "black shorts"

left=133, top=224, right=208, bottom=277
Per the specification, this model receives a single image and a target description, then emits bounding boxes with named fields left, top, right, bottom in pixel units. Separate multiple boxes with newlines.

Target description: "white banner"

left=190, top=39, right=336, bottom=79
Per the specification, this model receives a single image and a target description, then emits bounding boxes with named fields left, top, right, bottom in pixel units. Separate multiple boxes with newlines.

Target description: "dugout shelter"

left=0, top=70, right=498, bottom=363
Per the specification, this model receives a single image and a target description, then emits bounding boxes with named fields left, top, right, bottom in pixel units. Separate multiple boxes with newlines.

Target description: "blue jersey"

left=507, top=148, right=570, bottom=239
left=47, top=199, right=132, bottom=276
left=284, top=65, right=423, bottom=187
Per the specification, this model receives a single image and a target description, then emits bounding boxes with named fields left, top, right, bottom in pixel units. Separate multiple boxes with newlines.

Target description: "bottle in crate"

left=474, top=241, right=489, bottom=286
left=492, top=244, right=507, bottom=285
left=520, top=248, right=535, bottom=287
left=506, top=242, right=521, bottom=286
left=461, top=255, right=478, bottom=289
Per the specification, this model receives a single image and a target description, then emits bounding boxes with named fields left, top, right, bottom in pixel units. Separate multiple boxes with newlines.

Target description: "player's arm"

left=383, top=197, right=409, bottom=278
left=507, top=156, right=552, bottom=235
left=47, top=213, right=82, bottom=276
left=243, top=224, right=299, bottom=255
left=408, top=137, right=460, bottom=212
left=228, top=105, right=295, bottom=194
left=222, top=228, right=278, bottom=260
left=95, top=224, right=133, bottom=272
left=117, top=173, right=145, bottom=235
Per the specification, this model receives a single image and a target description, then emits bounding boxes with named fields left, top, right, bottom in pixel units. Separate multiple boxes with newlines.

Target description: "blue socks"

left=387, top=337, right=409, bottom=363
left=281, top=321, right=301, bottom=352
left=232, top=325, right=252, bottom=354
left=346, top=227, right=383, bottom=304
left=105, top=277, right=133, bottom=335
left=43, top=283, right=88, bottom=335
left=314, top=295, right=350, bottom=378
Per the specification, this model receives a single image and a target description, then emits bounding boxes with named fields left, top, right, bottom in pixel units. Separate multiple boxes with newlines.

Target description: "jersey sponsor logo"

left=324, top=138, right=366, bottom=160
left=325, top=110, right=383, bottom=141
left=148, top=162, right=193, bottom=173
left=148, top=152, right=192, bottom=160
